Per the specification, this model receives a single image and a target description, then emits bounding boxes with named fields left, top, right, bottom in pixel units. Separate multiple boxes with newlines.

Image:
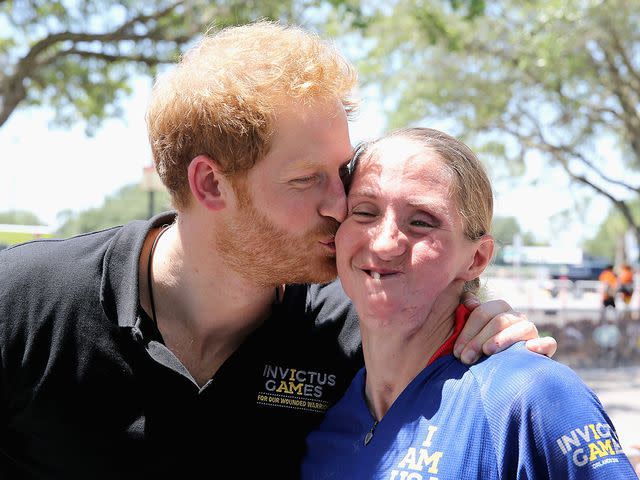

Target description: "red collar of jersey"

left=426, top=304, right=470, bottom=367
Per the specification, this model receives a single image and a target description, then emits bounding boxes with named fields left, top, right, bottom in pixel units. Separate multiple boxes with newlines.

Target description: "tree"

left=0, top=0, right=304, bottom=133
left=491, top=215, right=541, bottom=264
left=56, top=182, right=172, bottom=237
left=0, top=210, right=45, bottom=225
left=583, top=200, right=640, bottom=261
left=492, top=216, right=538, bottom=245
left=1, top=0, right=490, bottom=133
left=356, top=0, right=640, bottom=258
left=0, top=210, right=47, bottom=247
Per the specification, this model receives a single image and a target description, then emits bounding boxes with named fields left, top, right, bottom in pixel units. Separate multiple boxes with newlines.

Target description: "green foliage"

left=354, top=0, right=640, bottom=250
left=1, top=0, right=302, bottom=132
left=0, top=210, right=50, bottom=246
left=56, top=183, right=172, bottom=237
left=0, top=210, right=45, bottom=225
left=1, top=0, right=492, bottom=132
left=491, top=215, right=541, bottom=263
left=583, top=200, right=640, bottom=261
left=492, top=216, right=523, bottom=245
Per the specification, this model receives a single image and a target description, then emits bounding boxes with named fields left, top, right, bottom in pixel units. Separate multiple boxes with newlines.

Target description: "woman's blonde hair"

left=146, top=21, right=359, bottom=209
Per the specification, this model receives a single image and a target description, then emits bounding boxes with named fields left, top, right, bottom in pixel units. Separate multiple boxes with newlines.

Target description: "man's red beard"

left=216, top=179, right=340, bottom=287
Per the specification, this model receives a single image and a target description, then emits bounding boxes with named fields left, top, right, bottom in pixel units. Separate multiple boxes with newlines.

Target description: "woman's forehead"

left=354, top=138, right=449, bottom=184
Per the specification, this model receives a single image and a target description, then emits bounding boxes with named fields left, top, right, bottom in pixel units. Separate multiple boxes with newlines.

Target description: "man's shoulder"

left=0, top=226, right=122, bottom=287
left=0, top=218, right=154, bottom=324
left=0, top=214, right=166, bottom=284
left=281, top=281, right=354, bottom=321
left=277, top=281, right=362, bottom=360
left=0, top=217, right=148, bottom=273
left=306, top=280, right=352, bottom=312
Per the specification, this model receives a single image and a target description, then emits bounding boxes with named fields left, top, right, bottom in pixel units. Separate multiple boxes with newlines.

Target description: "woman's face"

left=336, top=137, right=482, bottom=328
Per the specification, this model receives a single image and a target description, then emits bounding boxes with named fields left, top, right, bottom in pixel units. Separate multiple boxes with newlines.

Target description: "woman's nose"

left=371, top=216, right=407, bottom=260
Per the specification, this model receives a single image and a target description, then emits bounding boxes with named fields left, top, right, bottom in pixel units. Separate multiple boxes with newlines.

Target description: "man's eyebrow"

left=285, top=158, right=317, bottom=170
left=285, top=153, right=354, bottom=171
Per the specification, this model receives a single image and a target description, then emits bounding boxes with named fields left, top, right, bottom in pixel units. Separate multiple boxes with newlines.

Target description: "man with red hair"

left=0, top=22, right=555, bottom=478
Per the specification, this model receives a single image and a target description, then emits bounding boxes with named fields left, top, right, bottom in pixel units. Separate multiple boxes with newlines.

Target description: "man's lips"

left=319, top=238, right=336, bottom=252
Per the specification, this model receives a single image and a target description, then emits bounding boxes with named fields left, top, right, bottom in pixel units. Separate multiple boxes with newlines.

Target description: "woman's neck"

left=361, top=311, right=456, bottom=421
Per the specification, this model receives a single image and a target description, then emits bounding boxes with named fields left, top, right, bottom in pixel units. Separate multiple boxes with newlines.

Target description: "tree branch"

left=516, top=107, right=640, bottom=194
left=0, top=80, right=26, bottom=128
left=112, top=1, right=186, bottom=37
left=599, top=43, right=640, bottom=160
left=473, top=30, right=640, bottom=164
left=0, top=1, right=199, bottom=129
left=551, top=79, right=624, bottom=129
left=62, top=48, right=168, bottom=67
left=17, top=1, right=186, bottom=68
left=500, top=121, right=640, bottom=240
left=602, top=20, right=640, bottom=92
left=8, top=0, right=193, bottom=93
left=555, top=159, right=640, bottom=242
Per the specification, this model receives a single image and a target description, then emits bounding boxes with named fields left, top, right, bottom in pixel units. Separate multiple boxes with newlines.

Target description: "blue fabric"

left=302, top=342, right=636, bottom=479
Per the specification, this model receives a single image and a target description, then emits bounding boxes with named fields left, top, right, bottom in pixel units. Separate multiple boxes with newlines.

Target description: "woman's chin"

left=355, top=298, right=405, bottom=325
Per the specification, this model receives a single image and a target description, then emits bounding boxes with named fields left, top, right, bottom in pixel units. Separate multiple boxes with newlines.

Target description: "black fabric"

left=0, top=212, right=363, bottom=479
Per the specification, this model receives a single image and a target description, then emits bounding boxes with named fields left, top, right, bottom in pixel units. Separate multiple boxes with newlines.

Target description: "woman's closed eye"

left=349, top=204, right=378, bottom=219
left=411, top=219, right=436, bottom=228
left=352, top=210, right=376, bottom=217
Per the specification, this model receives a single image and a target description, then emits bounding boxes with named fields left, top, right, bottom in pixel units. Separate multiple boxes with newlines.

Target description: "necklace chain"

left=146, top=225, right=281, bottom=327
left=147, top=225, right=170, bottom=326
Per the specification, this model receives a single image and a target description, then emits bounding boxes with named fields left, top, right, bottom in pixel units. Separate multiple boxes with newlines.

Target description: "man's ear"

left=187, top=155, right=230, bottom=211
left=460, top=235, right=495, bottom=281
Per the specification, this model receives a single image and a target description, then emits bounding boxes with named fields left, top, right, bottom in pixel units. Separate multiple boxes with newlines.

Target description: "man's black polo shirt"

left=0, top=213, right=363, bottom=479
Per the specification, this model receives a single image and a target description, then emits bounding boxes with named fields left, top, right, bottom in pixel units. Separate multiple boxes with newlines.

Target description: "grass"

left=0, top=231, right=55, bottom=246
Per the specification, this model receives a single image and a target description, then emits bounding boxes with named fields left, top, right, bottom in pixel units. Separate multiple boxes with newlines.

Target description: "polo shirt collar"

left=101, top=211, right=177, bottom=328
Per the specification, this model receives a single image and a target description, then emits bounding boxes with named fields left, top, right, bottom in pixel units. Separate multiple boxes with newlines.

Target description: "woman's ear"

left=187, top=155, right=230, bottom=211
left=460, top=235, right=495, bottom=281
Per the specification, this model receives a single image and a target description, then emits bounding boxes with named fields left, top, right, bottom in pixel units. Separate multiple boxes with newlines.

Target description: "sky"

left=0, top=76, right=624, bottom=249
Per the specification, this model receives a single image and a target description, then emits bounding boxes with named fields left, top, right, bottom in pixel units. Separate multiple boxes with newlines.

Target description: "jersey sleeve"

left=476, top=348, right=637, bottom=479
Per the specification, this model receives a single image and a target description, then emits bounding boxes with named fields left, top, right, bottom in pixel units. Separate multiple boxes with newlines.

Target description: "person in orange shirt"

left=599, top=265, right=617, bottom=318
left=618, top=263, right=634, bottom=306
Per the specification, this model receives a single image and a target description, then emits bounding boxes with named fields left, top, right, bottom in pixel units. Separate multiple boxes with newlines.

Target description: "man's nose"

left=318, top=176, right=347, bottom=223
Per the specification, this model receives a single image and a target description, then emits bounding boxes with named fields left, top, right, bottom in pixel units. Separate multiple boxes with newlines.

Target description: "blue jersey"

left=302, top=343, right=636, bottom=479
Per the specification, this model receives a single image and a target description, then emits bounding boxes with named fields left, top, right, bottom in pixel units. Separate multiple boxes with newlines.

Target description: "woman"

left=302, top=128, right=635, bottom=479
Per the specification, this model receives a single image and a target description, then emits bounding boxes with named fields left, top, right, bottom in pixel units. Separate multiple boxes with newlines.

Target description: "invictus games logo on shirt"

left=555, top=422, right=625, bottom=469
left=256, top=364, right=337, bottom=413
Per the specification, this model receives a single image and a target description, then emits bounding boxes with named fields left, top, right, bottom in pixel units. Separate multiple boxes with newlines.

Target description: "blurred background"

left=1, top=0, right=639, bottom=472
